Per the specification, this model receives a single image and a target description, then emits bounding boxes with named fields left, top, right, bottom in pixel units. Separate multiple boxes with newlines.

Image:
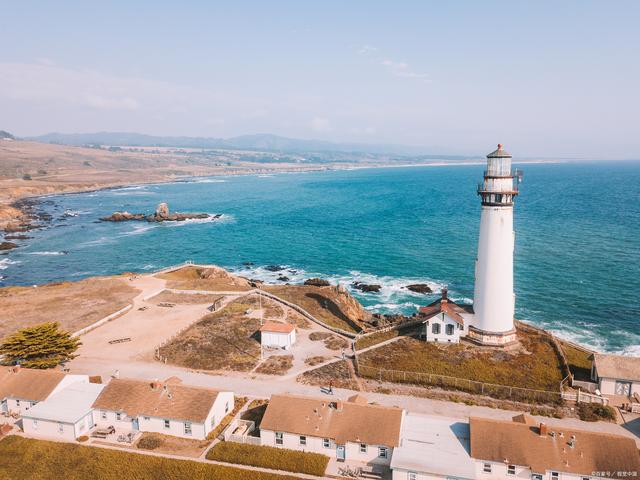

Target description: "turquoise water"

left=1, top=162, right=639, bottom=354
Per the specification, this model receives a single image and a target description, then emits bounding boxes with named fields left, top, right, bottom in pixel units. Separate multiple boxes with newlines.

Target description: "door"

left=336, top=445, right=346, bottom=461
left=0, top=400, right=7, bottom=414
left=132, top=418, right=140, bottom=431
left=615, top=381, right=632, bottom=396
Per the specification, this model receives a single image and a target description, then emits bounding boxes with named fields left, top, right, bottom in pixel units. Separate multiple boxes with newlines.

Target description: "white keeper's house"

left=419, top=289, right=471, bottom=343
left=92, top=377, right=234, bottom=440
left=591, top=353, right=640, bottom=397
left=0, top=366, right=89, bottom=416
left=260, top=393, right=404, bottom=465
left=260, top=321, right=297, bottom=350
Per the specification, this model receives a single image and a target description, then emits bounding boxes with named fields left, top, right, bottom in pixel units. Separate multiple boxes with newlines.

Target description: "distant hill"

left=25, top=131, right=472, bottom=159
left=0, top=130, right=15, bottom=140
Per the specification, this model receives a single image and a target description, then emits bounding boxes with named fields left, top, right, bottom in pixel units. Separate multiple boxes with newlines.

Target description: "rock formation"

left=352, top=282, right=381, bottom=293
left=304, top=278, right=331, bottom=287
left=0, top=241, right=17, bottom=251
left=405, top=283, right=432, bottom=294
left=100, top=202, right=216, bottom=223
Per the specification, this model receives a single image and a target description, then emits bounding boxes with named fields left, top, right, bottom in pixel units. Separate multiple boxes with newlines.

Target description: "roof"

left=487, top=143, right=512, bottom=158
left=470, top=416, right=640, bottom=478
left=391, top=414, right=475, bottom=479
left=0, top=366, right=66, bottom=402
left=22, top=382, right=105, bottom=424
left=260, top=321, right=295, bottom=334
left=347, top=394, right=368, bottom=405
left=593, top=353, right=640, bottom=382
left=419, top=298, right=466, bottom=325
left=92, top=378, right=221, bottom=423
left=261, top=394, right=404, bottom=447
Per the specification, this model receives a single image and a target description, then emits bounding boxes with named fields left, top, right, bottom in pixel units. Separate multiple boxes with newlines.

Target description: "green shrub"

left=137, top=435, right=164, bottom=450
left=577, top=403, right=617, bottom=422
left=207, top=441, right=329, bottom=476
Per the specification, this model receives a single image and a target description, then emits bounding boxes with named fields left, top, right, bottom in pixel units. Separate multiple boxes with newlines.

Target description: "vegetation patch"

left=355, top=329, right=399, bottom=350
left=158, top=297, right=263, bottom=371
left=136, top=432, right=208, bottom=457
left=207, top=442, right=329, bottom=476
left=577, top=403, right=617, bottom=422
left=255, top=355, right=293, bottom=375
left=304, top=355, right=328, bottom=366
left=309, top=331, right=349, bottom=350
left=151, top=290, right=225, bottom=305
left=298, top=360, right=360, bottom=390
left=0, top=322, right=80, bottom=368
left=0, top=435, right=298, bottom=480
left=357, top=328, right=565, bottom=394
left=157, top=266, right=252, bottom=292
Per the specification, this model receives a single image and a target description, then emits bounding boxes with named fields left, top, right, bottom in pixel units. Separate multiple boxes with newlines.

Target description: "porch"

left=90, top=425, right=142, bottom=445
left=327, top=458, right=391, bottom=480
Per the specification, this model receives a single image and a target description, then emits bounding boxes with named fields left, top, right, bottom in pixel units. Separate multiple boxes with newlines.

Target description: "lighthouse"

left=469, top=144, right=520, bottom=346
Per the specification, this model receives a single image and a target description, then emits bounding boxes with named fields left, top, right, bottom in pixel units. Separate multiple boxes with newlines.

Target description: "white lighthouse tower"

left=469, top=144, right=520, bottom=346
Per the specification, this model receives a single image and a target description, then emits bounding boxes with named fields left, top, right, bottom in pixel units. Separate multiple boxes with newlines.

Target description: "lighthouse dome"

left=487, top=144, right=512, bottom=158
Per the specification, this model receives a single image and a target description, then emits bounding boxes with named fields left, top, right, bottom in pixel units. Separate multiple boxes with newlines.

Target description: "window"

left=483, top=463, right=492, bottom=473
left=432, top=323, right=441, bottom=335
left=551, top=473, right=559, bottom=480
left=359, top=443, right=367, bottom=453
left=532, top=474, right=543, bottom=480
left=101, top=410, right=107, bottom=420
left=275, top=432, right=283, bottom=445
left=15, top=400, right=20, bottom=407
left=299, top=435, right=306, bottom=446
left=582, top=478, right=590, bottom=480
left=446, top=324, right=455, bottom=335
left=323, top=438, right=331, bottom=448
left=143, top=416, right=150, bottom=421
left=225, top=402, right=230, bottom=413
left=116, top=412, right=122, bottom=421
left=164, top=419, right=170, bottom=429
left=184, top=422, right=192, bottom=436
left=32, top=419, right=38, bottom=430
left=408, top=473, right=417, bottom=480
left=507, top=465, right=516, bottom=475
left=58, top=423, right=64, bottom=433
left=378, top=447, right=388, bottom=459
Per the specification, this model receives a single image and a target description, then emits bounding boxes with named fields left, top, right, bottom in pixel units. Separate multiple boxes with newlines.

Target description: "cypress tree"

left=0, top=322, right=81, bottom=369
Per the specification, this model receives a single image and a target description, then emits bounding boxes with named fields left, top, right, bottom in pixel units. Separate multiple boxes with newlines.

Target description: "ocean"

left=1, top=161, right=639, bottom=354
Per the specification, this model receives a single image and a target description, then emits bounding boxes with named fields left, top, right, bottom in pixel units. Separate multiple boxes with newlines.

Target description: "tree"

left=0, top=322, right=81, bottom=369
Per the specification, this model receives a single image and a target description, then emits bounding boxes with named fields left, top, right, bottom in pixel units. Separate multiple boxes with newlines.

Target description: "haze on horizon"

left=1, top=1, right=639, bottom=159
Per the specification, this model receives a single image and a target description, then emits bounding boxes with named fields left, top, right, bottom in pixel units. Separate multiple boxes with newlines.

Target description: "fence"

left=561, top=390, right=608, bottom=405
left=223, top=419, right=261, bottom=445
left=355, top=363, right=564, bottom=405
left=72, top=304, right=133, bottom=337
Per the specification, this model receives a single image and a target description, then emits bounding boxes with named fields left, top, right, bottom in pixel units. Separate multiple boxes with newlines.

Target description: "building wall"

left=424, top=313, right=462, bottom=344
left=261, top=331, right=295, bottom=349
left=472, top=205, right=515, bottom=335
left=5, top=397, right=39, bottom=415
left=392, top=468, right=450, bottom=480
left=598, top=377, right=640, bottom=396
left=23, top=417, right=77, bottom=442
left=471, top=459, right=588, bottom=480
left=203, top=391, right=234, bottom=437
left=261, top=429, right=392, bottom=465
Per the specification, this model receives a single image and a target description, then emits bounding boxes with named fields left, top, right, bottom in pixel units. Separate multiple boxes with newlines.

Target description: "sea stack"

left=469, top=144, right=522, bottom=346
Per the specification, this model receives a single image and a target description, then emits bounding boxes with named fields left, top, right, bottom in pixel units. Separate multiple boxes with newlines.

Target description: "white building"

left=92, top=377, right=234, bottom=440
left=469, top=144, right=520, bottom=346
left=22, top=382, right=105, bottom=441
left=591, top=353, right=640, bottom=397
left=391, top=413, right=475, bottom=480
left=0, top=366, right=89, bottom=416
left=260, top=321, right=296, bottom=350
left=260, top=393, right=404, bottom=466
left=419, top=289, right=470, bottom=344
left=469, top=414, right=640, bottom=480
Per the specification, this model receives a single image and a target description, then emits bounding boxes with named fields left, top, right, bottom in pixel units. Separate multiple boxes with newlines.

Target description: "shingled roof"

left=419, top=291, right=469, bottom=326
left=470, top=416, right=640, bottom=478
left=92, top=378, right=220, bottom=423
left=261, top=393, right=404, bottom=447
left=260, top=321, right=295, bottom=334
left=0, top=366, right=66, bottom=402
left=593, top=353, right=640, bottom=382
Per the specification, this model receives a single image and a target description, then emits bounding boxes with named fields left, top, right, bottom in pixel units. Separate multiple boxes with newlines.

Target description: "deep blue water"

left=1, top=162, right=639, bottom=354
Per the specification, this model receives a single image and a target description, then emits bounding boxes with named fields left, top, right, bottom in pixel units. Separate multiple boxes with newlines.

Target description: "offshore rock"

left=352, top=282, right=381, bottom=293
left=100, top=202, right=215, bottom=223
left=0, top=241, right=18, bottom=251
left=304, top=278, right=331, bottom=287
left=405, top=283, right=432, bottom=294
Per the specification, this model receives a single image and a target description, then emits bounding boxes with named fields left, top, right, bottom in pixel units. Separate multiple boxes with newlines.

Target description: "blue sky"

left=1, top=1, right=639, bottom=157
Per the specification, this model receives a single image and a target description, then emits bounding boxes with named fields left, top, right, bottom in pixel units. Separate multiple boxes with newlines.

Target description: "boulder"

left=155, top=202, right=170, bottom=219
left=265, top=265, right=285, bottom=272
left=352, top=282, right=381, bottom=293
left=406, top=283, right=432, bottom=294
left=0, top=241, right=17, bottom=251
left=304, top=278, right=331, bottom=287
left=277, top=275, right=290, bottom=282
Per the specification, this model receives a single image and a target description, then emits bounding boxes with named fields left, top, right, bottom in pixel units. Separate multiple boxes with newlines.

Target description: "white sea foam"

left=192, top=178, right=227, bottom=183
left=78, top=236, right=114, bottom=247
left=120, top=224, right=157, bottom=236
left=165, top=214, right=234, bottom=227
left=0, top=258, right=19, bottom=270
left=26, top=251, right=68, bottom=256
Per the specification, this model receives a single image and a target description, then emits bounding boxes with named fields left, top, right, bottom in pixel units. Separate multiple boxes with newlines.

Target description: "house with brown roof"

left=92, top=377, right=234, bottom=440
left=260, top=393, right=405, bottom=465
left=468, top=415, right=640, bottom=480
left=0, top=366, right=89, bottom=415
left=260, top=321, right=297, bottom=350
left=419, top=289, right=471, bottom=344
left=591, top=353, right=640, bottom=397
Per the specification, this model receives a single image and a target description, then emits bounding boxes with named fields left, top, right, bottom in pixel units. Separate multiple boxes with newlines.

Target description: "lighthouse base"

left=467, top=325, right=517, bottom=347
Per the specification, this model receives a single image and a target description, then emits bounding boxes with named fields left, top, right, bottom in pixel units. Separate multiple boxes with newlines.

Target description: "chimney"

left=441, top=288, right=448, bottom=303
left=539, top=423, right=548, bottom=437
left=150, top=379, right=161, bottom=390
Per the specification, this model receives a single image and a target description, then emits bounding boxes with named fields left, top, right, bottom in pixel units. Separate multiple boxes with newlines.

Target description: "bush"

left=137, top=435, right=164, bottom=450
left=207, top=442, right=329, bottom=476
left=577, top=403, right=617, bottom=422
left=77, top=436, right=89, bottom=442
left=22, top=174, right=32, bottom=180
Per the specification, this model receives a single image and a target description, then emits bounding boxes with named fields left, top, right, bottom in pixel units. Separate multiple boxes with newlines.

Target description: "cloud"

left=357, top=45, right=378, bottom=55
left=381, top=59, right=428, bottom=79
left=310, top=116, right=331, bottom=133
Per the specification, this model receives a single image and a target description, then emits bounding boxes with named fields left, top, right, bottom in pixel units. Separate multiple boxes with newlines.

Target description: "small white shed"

left=260, top=321, right=296, bottom=350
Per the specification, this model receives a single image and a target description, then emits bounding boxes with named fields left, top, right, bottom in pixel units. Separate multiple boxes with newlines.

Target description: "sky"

left=1, top=1, right=639, bottom=158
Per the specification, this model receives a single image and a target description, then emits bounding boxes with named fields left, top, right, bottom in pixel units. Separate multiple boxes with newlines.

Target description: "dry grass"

left=298, top=360, right=360, bottom=390
left=284, top=310, right=311, bottom=329
left=263, top=285, right=367, bottom=333
left=151, top=290, right=224, bottom=305
left=560, top=341, right=593, bottom=382
left=0, top=435, right=297, bottom=480
left=255, top=355, right=294, bottom=375
left=357, top=328, right=565, bottom=392
left=206, top=442, right=329, bottom=476
left=304, top=355, right=328, bottom=366
left=0, top=276, right=139, bottom=340
left=309, top=332, right=332, bottom=341
left=159, top=297, right=262, bottom=372
left=157, top=266, right=252, bottom=292
left=308, top=331, right=349, bottom=351
left=135, top=432, right=209, bottom=458
left=355, top=329, right=400, bottom=350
